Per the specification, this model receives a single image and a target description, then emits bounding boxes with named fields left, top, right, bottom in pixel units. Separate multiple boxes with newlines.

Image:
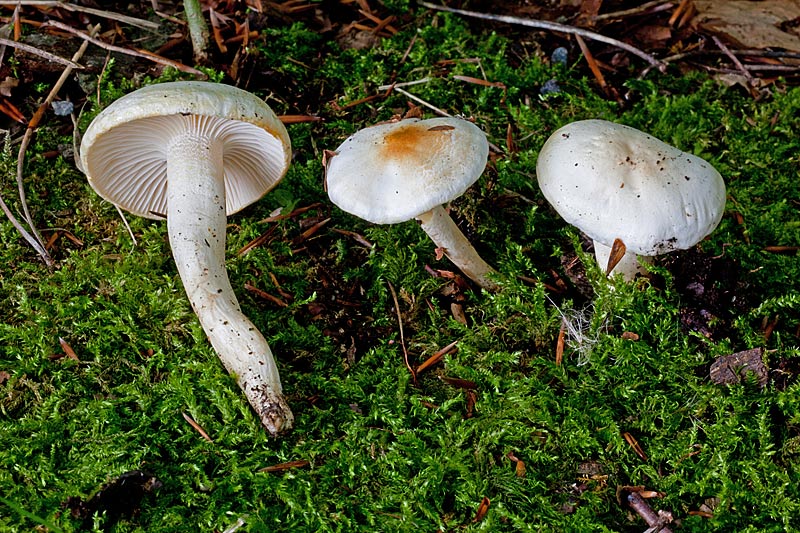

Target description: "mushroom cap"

left=326, top=117, right=489, bottom=224
left=536, top=119, right=726, bottom=256
left=80, top=81, right=291, bottom=219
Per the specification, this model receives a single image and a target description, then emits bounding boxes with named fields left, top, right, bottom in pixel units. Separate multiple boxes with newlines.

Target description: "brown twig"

left=244, top=282, right=289, bottom=307
left=182, top=412, right=214, bottom=442
left=668, top=0, right=691, bottom=26
left=575, top=34, right=608, bottom=94
left=258, top=460, right=310, bottom=473
left=330, top=227, right=374, bottom=249
left=712, top=35, right=757, bottom=91
left=1, top=1, right=160, bottom=29
left=0, top=37, right=82, bottom=68
left=623, top=431, right=648, bottom=461
left=416, top=339, right=458, bottom=375
left=42, top=20, right=207, bottom=77
left=594, top=0, right=673, bottom=21
left=627, top=491, right=674, bottom=532
left=555, top=321, right=565, bottom=366
left=5, top=24, right=97, bottom=267
left=419, top=2, right=665, bottom=71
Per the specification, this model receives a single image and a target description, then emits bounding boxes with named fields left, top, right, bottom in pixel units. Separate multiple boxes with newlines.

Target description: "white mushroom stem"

left=165, top=126, right=293, bottom=435
left=416, top=205, right=500, bottom=291
left=593, top=240, right=652, bottom=281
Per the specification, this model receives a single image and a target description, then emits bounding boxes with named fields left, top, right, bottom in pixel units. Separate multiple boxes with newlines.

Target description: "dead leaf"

left=507, top=452, right=527, bottom=477
left=465, top=389, right=477, bottom=418
left=555, top=321, right=566, bottom=366
left=606, top=238, right=627, bottom=275
left=472, top=496, right=490, bottom=522
left=693, top=0, right=800, bottom=53
left=709, top=347, right=768, bottom=387
left=58, top=337, right=80, bottom=361
left=440, top=376, right=477, bottom=389
left=258, top=460, right=310, bottom=473
left=623, top=431, right=648, bottom=461
left=0, top=76, right=18, bottom=97
left=416, top=340, right=458, bottom=375
left=182, top=412, right=213, bottom=443
left=450, top=302, right=467, bottom=325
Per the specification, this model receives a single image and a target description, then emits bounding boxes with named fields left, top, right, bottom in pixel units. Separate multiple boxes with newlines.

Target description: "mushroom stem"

left=593, top=240, right=652, bottom=281
left=417, top=205, right=500, bottom=291
left=165, top=125, right=293, bottom=435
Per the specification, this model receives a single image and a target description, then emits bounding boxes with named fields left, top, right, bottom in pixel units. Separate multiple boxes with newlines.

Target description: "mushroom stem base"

left=417, top=205, right=499, bottom=291
left=593, top=240, right=652, bottom=281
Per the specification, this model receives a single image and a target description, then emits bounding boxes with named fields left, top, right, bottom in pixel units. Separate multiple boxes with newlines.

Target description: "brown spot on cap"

left=379, top=121, right=454, bottom=162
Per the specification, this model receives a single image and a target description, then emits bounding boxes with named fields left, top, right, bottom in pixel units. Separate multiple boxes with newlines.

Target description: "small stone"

left=551, top=47, right=569, bottom=66
left=52, top=100, right=74, bottom=116
left=540, top=79, right=561, bottom=95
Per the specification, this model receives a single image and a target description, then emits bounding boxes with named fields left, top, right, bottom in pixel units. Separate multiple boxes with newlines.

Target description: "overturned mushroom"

left=80, top=81, right=294, bottom=435
left=326, top=117, right=499, bottom=291
left=536, top=119, right=726, bottom=280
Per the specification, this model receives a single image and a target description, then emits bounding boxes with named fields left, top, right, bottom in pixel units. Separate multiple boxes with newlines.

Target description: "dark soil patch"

left=660, top=248, right=753, bottom=341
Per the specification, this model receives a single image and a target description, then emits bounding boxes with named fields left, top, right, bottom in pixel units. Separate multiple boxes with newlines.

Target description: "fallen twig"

left=0, top=194, right=50, bottom=264
left=0, top=37, right=82, bottom=68
left=183, top=0, right=210, bottom=63
left=258, top=459, right=310, bottom=473
left=627, top=491, right=674, bottom=532
left=575, top=34, right=609, bottom=94
left=42, top=20, right=207, bottom=77
left=712, top=35, right=757, bottom=92
left=594, top=0, right=673, bottom=22
left=391, top=86, right=450, bottom=117
left=555, top=321, right=565, bottom=366
left=419, top=2, right=665, bottom=71
left=244, top=282, right=289, bottom=308
left=1, top=1, right=160, bottom=30
left=182, top=412, right=213, bottom=442
left=623, top=431, right=648, bottom=461
left=416, top=339, right=458, bottom=375
left=330, top=227, right=374, bottom=249
left=5, top=24, right=97, bottom=267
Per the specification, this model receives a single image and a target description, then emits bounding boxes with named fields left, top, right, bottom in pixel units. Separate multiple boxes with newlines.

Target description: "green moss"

left=2, top=8, right=800, bottom=532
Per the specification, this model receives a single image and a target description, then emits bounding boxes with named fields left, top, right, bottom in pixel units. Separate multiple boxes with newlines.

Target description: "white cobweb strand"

left=165, top=127, right=293, bottom=435
left=416, top=204, right=499, bottom=291
left=547, top=295, right=607, bottom=367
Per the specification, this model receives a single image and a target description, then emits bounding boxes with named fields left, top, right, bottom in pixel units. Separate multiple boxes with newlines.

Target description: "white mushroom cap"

left=80, top=81, right=291, bottom=219
left=326, top=117, right=489, bottom=224
left=536, top=119, right=726, bottom=256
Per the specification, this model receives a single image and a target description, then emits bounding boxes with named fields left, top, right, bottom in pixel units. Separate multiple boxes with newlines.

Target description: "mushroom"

left=79, top=81, right=294, bottom=435
left=536, top=119, right=726, bottom=280
left=325, top=117, right=499, bottom=291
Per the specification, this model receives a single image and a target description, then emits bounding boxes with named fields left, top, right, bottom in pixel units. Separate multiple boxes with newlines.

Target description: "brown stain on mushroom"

left=379, top=122, right=452, bottom=162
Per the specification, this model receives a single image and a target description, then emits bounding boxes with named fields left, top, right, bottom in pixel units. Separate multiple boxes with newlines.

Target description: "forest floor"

left=1, top=1, right=800, bottom=531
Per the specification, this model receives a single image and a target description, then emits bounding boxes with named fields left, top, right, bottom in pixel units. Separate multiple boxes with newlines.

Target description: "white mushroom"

left=80, top=81, right=294, bottom=435
left=326, top=117, right=499, bottom=291
left=536, top=119, right=726, bottom=280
